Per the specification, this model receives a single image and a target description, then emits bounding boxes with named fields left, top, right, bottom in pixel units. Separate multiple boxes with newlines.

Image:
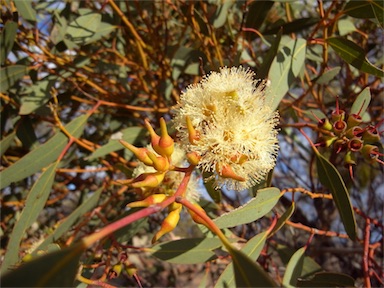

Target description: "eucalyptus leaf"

left=213, top=187, right=281, bottom=229
left=314, top=67, right=341, bottom=84
left=315, top=153, right=357, bottom=240
left=269, top=202, right=295, bottom=237
left=34, top=187, right=103, bottom=254
left=215, top=232, right=268, bottom=287
left=0, top=65, right=28, bottom=93
left=327, top=37, right=384, bottom=77
left=267, top=38, right=307, bottom=110
left=1, top=21, right=18, bottom=65
left=343, top=1, right=375, bottom=19
left=297, top=271, right=355, bottom=287
left=15, top=0, right=37, bottom=22
left=283, top=247, right=306, bottom=288
left=370, top=0, right=384, bottom=29
left=0, top=114, right=89, bottom=189
left=2, top=162, right=60, bottom=272
left=350, top=87, right=371, bottom=116
left=0, top=131, right=16, bottom=157
left=227, top=245, right=277, bottom=287
left=151, top=238, right=222, bottom=264
left=1, top=242, right=85, bottom=287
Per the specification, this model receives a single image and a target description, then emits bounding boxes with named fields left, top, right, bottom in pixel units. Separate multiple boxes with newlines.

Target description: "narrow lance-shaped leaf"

left=0, top=114, right=89, bottom=189
left=215, top=232, right=269, bottom=288
left=1, top=242, right=86, bottom=287
left=227, top=245, right=277, bottom=287
left=0, top=65, right=28, bottom=93
left=267, top=38, right=307, bottom=110
left=1, top=21, right=18, bottom=65
left=350, top=87, right=371, bottom=116
left=316, top=153, right=357, bottom=240
left=283, top=247, right=306, bottom=288
left=151, top=238, right=222, bottom=264
left=213, top=187, right=281, bottom=229
left=2, top=162, right=60, bottom=272
left=327, top=37, right=384, bottom=77
left=34, top=187, right=104, bottom=254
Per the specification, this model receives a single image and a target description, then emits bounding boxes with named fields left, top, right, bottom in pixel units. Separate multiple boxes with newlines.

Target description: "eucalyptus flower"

left=173, top=67, right=279, bottom=191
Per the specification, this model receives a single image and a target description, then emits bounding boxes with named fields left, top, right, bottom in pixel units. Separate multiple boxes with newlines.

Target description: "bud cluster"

left=120, top=118, right=200, bottom=242
left=316, top=103, right=382, bottom=176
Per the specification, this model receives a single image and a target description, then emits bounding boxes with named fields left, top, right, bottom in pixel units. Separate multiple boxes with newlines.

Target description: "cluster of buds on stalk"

left=119, top=118, right=200, bottom=243
left=316, top=99, right=383, bottom=178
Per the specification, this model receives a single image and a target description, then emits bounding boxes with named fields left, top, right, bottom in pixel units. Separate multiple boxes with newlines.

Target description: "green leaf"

left=0, top=131, right=16, bottom=157
left=151, top=238, right=222, bottom=264
left=244, top=1, right=274, bottom=40
left=0, top=65, right=28, bottom=93
left=86, top=22, right=117, bottom=44
left=1, top=242, right=85, bottom=287
left=370, top=0, right=384, bottom=29
left=327, top=37, right=384, bottom=77
left=0, top=114, right=89, bottom=189
left=267, top=38, right=307, bottom=110
left=15, top=0, right=37, bottom=22
left=2, top=162, right=59, bottom=272
left=315, top=153, right=357, bottom=240
left=258, top=29, right=283, bottom=79
left=283, top=247, right=306, bottom=288
left=65, top=13, right=102, bottom=46
left=19, top=78, right=55, bottom=115
left=264, top=17, right=319, bottom=35
left=314, top=67, right=341, bottom=84
left=215, top=232, right=268, bottom=287
left=212, top=1, right=233, bottom=28
left=275, top=244, right=322, bottom=278
left=269, top=202, right=295, bottom=237
left=0, top=21, right=18, bottom=65
left=304, top=109, right=327, bottom=122
left=297, top=271, right=355, bottom=287
left=34, top=187, right=103, bottom=254
left=337, top=19, right=356, bottom=36
left=351, top=87, right=371, bottom=115
left=213, top=187, right=281, bottom=229
left=87, top=126, right=145, bottom=160
left=343, top=1, right=375, bottom=19
left=227, top=245, right=277, bottom=287
left=16, top=118, right=38, bottom=150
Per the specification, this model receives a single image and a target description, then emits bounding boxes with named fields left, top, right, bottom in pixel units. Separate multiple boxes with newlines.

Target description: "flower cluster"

left=173, top=67, right=280, bottom=191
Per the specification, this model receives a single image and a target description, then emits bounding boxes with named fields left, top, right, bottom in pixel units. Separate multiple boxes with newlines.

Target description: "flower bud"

left=147, top=153, right=169, bottom=172
left=145, top=119, right=161, bottom=153
left=318, top=118, right=333, bottom=131
left=318, top=136, right=337, bottom=147
left=186, top=116, right=200, bottom=144
left=216, top=163, right=246, bottom=181
left=131, top=172, right=165, bottom=188
left=158, top=118, right=175, bottom=158
left=187, top=203, right=206, bottom=225
left=344, top=151, right=356, bottom=166
left=119, top=140, right=153, bottom=166
left=152, top=205, right=182, bottom=243
left=125, top=263, right=138, bottom=277
left=127, top=194, right=167, bottom=208
left=186, top=151, right=201, bottom=165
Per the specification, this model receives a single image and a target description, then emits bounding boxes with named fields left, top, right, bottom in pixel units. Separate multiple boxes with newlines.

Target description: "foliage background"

left=0, top=0, right=383, bottom=287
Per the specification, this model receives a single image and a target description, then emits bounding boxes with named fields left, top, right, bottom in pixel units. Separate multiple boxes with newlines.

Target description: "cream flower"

left=173, top=66, right=279, bottom=191
left=132, top=144, right=200, bottom=202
